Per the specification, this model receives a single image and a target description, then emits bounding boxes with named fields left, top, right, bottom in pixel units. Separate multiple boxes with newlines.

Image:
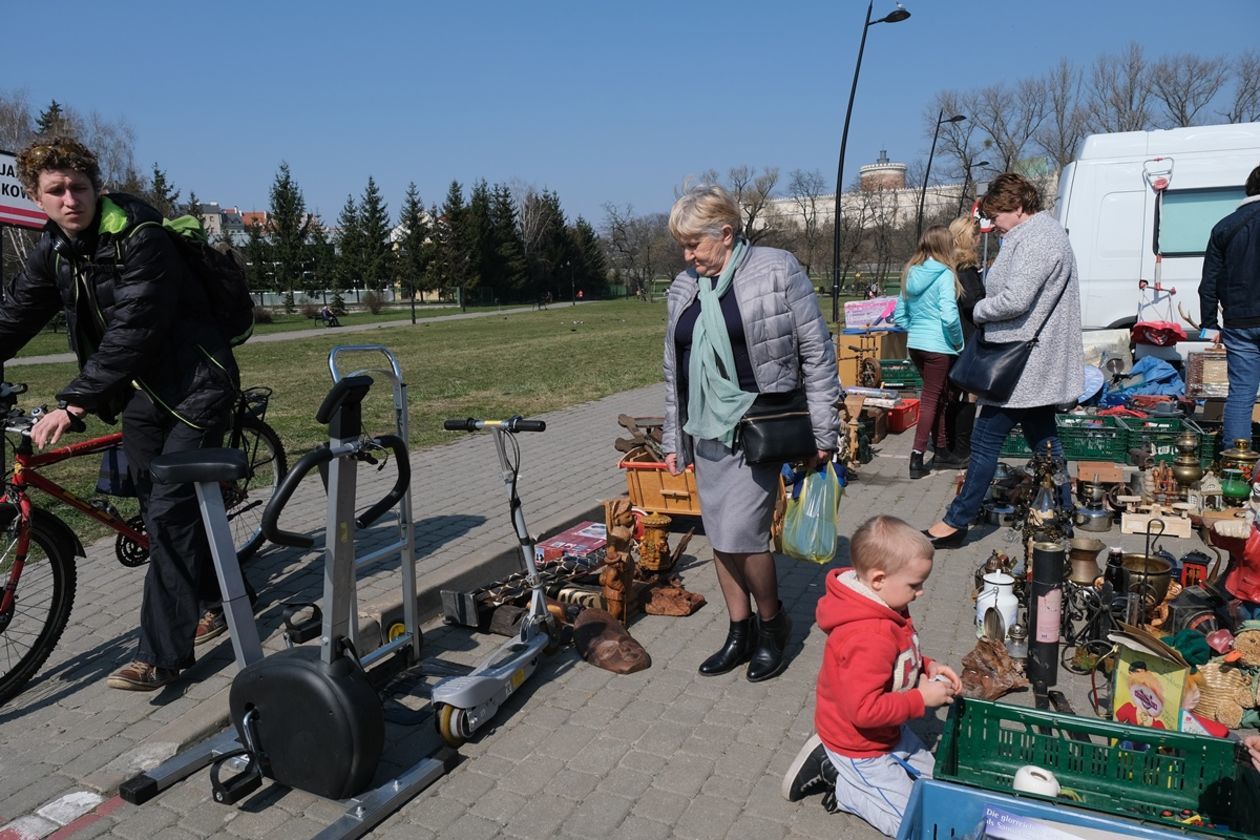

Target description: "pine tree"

left=244, top=222, right=271, bottom=292
left=358, top=176, right=393, bottom=293
left=523, top=190, right=571, bottom=301
left=466, top=180, right=493, bottom=296
left=36, top=100, right=70, bottom=136
left=394, top=183, right=430, bottom=300
left=268, top=162, right=309, bottom=312
left=305, top=217, right=335, bottom=297
left=570, top=216, right=609, bottom=299
left=435, top=181, right=470, bottom=309
left=490, top=183, right=527, bottom=295
left=182, top=190, right=202, bottom=221
left=334, top=194, right=362, bottom=306
left=144, top=163, right=181, bottom=217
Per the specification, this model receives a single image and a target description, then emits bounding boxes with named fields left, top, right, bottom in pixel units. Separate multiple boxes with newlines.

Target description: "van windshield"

left=1158, top=187, right=1246, bottom=256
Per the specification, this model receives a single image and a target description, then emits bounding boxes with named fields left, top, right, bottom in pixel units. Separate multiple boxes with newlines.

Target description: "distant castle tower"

left=859, top=150, right=907, bottom=191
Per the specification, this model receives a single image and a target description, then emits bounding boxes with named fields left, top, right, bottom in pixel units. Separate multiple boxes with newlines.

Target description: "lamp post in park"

left=915, top=111, right=966, bottom=239
left=957, top=160, right=991, bottom=216
left=830, top=1, right=910, bottom=325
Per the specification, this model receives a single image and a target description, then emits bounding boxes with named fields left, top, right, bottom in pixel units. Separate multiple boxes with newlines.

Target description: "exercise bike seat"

left=150, top=448, right=249, bottom=485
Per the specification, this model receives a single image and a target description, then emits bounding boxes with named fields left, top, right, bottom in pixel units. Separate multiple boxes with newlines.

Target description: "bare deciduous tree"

left=602, top=203, right=675, bottom=301
left=1036, top=58, right=1089, bottom=170
left=971, top=79, right=1047, bottom=172
left=1151, top=53, right=1228, bottom=127
left=726, top=165, right=780, bottom=244
left=1223, top=50, right=1260, bottom=123
left=1086, top=43, right=1153, bottom=133
left=785, top=168, right=826, bottom=275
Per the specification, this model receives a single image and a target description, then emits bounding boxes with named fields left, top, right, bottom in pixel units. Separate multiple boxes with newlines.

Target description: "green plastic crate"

left=878, top=358, right=922, bottom=388
left=1057, top=414, right=1127, bottom=462
left=999, top=425, right=1033, bottom=458
left=1119, top=416, right=1213, bottom=468
left=936, top=698, right=1251, bottom=838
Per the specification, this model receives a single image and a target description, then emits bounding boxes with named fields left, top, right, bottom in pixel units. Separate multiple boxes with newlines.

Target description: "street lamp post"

left=915, top=111, right=966, bottom=239
left=957, top=159, right=991, bottom=216
left=831, top=1, right=911, bottom=326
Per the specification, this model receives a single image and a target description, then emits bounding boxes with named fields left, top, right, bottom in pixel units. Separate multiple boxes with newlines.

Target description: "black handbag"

left=736, top=390, right=816, bottom=465
left=949, top=278, right=1070, bottom=403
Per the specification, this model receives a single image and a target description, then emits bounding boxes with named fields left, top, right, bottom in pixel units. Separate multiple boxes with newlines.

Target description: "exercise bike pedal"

left=210, top=749, right=263, bottom=805
left=281, top=602, right=322, bottom=645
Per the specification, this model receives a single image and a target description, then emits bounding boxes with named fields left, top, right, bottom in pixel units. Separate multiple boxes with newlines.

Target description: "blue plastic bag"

left=780, top=463, right=842, bottom=564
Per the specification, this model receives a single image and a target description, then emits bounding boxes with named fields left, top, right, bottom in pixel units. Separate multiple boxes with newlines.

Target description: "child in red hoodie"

left=781, top=515, right=961, bottom=837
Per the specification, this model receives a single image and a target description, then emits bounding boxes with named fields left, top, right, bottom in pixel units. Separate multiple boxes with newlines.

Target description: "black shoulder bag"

left=736, top=390, right=816, bottom=465
left=948, top=278, right=1070, bottom=403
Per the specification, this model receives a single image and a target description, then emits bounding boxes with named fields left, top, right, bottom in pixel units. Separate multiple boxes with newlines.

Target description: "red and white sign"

left=1, top=150, right=48, bottom=229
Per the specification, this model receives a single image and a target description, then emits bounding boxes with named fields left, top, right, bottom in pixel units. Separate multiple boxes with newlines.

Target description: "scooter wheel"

left=436, top=703, right=468, bottom=748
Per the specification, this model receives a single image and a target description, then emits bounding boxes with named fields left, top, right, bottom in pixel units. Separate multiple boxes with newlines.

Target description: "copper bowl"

left=1121, top=554, right=1173, bottom=604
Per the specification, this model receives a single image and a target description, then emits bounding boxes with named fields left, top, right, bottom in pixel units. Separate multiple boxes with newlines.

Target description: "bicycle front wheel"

left=224, top=415, right=288, bottom=563
left=0, top=515, right=77, bottom=705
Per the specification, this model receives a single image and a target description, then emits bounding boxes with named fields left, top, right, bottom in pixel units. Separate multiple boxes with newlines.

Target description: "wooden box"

left=619, top=458, right=701, bottom=517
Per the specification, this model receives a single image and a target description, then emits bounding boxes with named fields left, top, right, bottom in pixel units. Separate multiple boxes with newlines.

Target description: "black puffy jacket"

left=1199, top=195, right=1260, bottom=330
left=0, top=193, right=239, bottom=427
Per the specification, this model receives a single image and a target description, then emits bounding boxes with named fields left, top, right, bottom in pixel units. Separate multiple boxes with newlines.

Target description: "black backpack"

left=161, top=215, right=255, bottom=346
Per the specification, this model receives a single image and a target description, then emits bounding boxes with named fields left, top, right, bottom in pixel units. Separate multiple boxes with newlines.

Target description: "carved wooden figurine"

left=601, top=498, right=637, bottom=622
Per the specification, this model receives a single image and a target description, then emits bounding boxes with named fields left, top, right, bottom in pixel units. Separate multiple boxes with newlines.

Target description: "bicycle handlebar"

left=260, top=434, right=412, bottom=549
left=442, top=416, right=546, bottom=433
left=355, top=434, right=410, bottom=530
left=261, top=446, right=336, bottom=548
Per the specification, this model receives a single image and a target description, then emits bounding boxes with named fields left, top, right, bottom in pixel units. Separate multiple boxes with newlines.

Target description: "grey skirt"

left=692, top=437, right=780, bottom=553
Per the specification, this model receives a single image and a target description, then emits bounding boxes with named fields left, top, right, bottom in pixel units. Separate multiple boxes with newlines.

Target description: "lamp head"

left=971, top=160, right=991, bottom=169
left=945, top=114, right=966, bottom=124
left=877, top=4, right=911, bottom=23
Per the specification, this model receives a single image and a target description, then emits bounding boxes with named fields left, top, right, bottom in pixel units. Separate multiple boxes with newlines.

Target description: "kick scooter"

left=431, top=415, right=560, bottom=747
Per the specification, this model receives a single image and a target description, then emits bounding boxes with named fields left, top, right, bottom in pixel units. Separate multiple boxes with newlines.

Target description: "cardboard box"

left=535, top=520, right=607, bottom=564
left=861, top=406, right=888, bottom=443
left=1108, top=624, right=1189, bottom=732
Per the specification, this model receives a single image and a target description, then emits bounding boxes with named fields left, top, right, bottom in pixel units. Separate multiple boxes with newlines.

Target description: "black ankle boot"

left=747, top=606, right=792, bottom=682
left=909, top=451, right=929, bottom=479
left=699, top=618, right=755, bottom=676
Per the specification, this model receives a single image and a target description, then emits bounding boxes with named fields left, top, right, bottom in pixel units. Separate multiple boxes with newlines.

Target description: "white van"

left=1055, top=122, right=1260, bottom=335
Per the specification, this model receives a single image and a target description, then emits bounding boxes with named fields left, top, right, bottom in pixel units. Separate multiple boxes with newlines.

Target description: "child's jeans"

left=823, top=726, right=935, bottom=837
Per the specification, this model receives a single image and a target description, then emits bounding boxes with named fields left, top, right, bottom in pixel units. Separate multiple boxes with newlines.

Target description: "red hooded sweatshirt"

left=814, top=567, right=934, bottom=758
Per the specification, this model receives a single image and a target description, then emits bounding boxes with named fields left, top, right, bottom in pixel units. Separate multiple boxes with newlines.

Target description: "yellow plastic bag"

left=781, top=464, right=842, bottom=564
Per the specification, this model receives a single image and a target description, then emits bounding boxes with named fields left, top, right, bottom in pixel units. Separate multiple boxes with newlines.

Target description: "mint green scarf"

left=683, top=238, right=756, bottom=447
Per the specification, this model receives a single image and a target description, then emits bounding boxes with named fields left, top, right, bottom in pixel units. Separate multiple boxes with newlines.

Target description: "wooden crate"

left=619, top=458, right=701, bottom=517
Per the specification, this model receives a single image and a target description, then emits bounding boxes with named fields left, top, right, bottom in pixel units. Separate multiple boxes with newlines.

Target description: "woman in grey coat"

left=923, top=174, right=1083, bottom=549
left=663, top=184, right=839, bottom=681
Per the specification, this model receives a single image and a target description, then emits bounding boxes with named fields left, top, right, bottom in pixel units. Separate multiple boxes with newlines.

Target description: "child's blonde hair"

left=851, top=515, right=932, bottom=576
left=900, top=225, right=959, bottom=297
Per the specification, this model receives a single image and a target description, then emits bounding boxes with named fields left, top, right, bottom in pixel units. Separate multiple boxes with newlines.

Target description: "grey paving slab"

left=0, top=386, right=1239, bottom=839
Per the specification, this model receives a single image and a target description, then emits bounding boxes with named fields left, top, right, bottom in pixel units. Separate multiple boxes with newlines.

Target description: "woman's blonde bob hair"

left=668, top=184, right=744, bottom=242
left=949, top=215, right=979, bottom=269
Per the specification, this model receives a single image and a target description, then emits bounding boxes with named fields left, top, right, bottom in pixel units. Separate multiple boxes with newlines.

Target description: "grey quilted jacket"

left=662, top=245, right=840, bottom=467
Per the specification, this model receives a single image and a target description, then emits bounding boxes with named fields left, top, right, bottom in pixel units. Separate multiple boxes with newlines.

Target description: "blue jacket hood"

left=905, top=259, right=953, bottom=297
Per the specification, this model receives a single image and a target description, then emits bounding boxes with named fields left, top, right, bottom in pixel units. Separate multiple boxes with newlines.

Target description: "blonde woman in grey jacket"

left=923, top=174, right=1083, bottom=550
left=663, top=184, right=840, bottom=682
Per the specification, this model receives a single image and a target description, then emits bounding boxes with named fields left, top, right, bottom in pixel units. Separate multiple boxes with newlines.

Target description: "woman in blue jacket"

left=894, top=226, right=963, bottom=479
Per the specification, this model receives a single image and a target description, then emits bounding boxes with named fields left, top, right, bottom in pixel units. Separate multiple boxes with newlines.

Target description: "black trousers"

left=123, top=394, right=227, bottom=670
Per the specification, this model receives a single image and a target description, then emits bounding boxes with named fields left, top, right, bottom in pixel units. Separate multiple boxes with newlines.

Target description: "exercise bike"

left=431, top=415, right=560, bottom=747
left=122, top=368, right=449, bottom=839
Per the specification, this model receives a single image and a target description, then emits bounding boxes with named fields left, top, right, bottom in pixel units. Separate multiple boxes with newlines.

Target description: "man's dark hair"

left=16, top=136, right=102, bottom=194
left=980, top=173, right=1043, bottom=217
left=1247, top=165, right=1260, bottom=197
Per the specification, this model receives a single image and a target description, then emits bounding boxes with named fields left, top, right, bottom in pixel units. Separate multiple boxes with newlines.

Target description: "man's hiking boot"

left=106, top=661, right=179, bottom=691
left=194, top=608, right=227, bottom=646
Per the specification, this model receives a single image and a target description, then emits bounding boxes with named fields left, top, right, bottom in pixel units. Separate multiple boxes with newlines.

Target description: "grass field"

left=2, top=298, right=670, bottom=543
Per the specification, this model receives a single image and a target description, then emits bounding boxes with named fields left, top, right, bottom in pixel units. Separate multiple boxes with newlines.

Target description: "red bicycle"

left=0, top=382, right=287, bottom=704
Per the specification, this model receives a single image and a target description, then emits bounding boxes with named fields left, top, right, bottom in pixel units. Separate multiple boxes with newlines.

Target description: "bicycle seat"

left=151, top=448, right=249, bottom=484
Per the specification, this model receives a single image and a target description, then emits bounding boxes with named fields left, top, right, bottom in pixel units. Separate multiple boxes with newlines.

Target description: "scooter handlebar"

left=355, top=434, right=411, bottom=529
left=442, top=416, right=546, bottom=433
left=260, top=445, right=336, bottom=548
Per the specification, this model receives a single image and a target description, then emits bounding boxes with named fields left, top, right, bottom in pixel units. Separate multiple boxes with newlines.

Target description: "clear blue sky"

left=2, top=0, right=1255, bottom=227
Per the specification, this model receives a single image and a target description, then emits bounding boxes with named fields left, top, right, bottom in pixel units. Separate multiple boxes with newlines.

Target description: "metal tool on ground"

left=430, top=414, right=561, bottom=748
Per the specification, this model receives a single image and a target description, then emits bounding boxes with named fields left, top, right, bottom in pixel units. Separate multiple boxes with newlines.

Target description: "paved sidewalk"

left=0, top=387, right=1184, bottom=840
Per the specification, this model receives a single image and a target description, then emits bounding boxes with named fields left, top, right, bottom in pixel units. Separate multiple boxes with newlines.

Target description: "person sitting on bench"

left=320, top=305, right=341, bottom=327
